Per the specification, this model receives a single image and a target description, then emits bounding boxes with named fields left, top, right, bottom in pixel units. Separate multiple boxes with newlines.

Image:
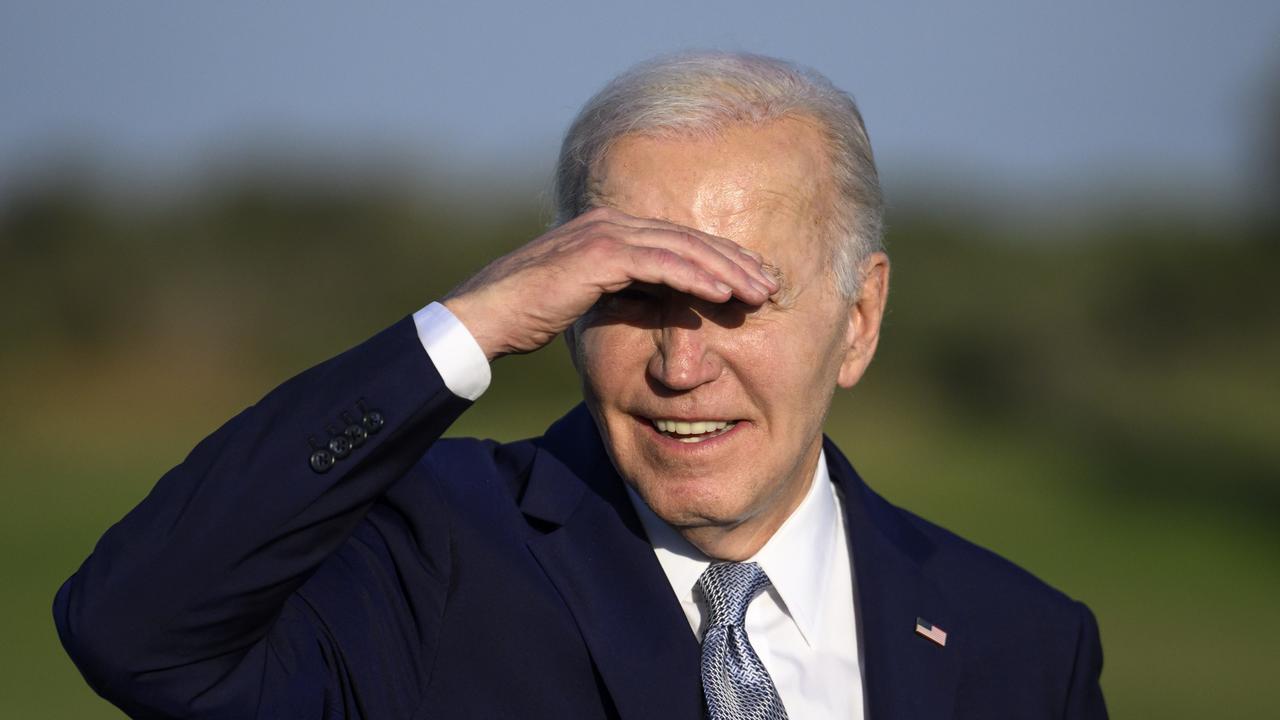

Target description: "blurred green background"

left=4, top=2, right=1280, bottom=717
left=2, top=168, right=1276, bottom=717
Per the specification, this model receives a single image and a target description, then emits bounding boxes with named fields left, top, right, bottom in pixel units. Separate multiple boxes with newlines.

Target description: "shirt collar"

left=627, top=448, right=838, bottom=647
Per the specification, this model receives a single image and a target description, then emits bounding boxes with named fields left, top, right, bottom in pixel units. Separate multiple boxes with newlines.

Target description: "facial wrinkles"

left=564, top=133, right=869, bottom=557
left=654, top=298, right=805, bottom=426
left=700, top=173, right=829, bottom=306
left=586, top=124, right=844, bottom=446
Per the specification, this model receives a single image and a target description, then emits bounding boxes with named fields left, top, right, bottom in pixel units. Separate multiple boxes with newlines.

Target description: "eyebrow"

left=760, top=262, right=793, bottom=304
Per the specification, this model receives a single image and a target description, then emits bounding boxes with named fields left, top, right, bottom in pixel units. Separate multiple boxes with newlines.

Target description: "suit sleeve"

left=52, top=315, right=473, bottom=719
left=1063, top=601, right=1109, bottom=720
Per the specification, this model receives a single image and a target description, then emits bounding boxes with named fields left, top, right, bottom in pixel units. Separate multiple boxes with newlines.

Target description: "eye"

left=686, top=295, right=754, bottom=327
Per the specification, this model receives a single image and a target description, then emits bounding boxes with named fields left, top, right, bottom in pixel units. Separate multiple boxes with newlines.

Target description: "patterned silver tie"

left=698, top=561, right=789, bottom=720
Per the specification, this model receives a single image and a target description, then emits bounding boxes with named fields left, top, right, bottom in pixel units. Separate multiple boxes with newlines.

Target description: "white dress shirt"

left=412, top=301, right=866, bottom=718
left=412, top=301, right=491, bottom=401
left=627, top=455, right=865, bottom=719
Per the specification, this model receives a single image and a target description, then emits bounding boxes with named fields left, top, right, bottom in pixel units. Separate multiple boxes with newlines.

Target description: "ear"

left=837, top=252, right=890, bottom=388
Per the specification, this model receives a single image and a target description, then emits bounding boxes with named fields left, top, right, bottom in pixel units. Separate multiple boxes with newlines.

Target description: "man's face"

left=572, top=116, right=885, bottom=550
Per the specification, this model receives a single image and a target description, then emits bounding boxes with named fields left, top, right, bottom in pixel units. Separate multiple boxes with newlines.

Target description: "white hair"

left=553, top=51, right=885, bottom=297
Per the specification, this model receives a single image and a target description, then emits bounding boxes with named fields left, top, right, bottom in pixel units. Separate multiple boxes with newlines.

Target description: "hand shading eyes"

left=597, top=283, right=760, bottom=325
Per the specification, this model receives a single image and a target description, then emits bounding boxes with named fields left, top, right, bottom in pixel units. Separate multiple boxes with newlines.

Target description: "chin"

left=627, top=466, right=756, bottom=529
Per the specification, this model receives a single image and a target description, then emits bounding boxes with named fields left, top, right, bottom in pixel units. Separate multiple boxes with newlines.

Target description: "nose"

left=647, top=315, right=724, bottom=392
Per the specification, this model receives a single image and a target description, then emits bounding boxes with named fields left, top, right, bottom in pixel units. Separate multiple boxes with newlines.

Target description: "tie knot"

left=698, top=561, right=771, bottom=628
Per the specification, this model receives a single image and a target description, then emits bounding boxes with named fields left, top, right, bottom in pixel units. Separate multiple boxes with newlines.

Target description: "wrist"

left=441, top=295, right=508, bottom=362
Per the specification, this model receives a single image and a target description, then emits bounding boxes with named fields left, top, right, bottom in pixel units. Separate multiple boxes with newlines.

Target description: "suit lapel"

left=825, top=438, right=961, bottom=720
left=521, top=406, right=704, bottom=720
left=516, top=407, right=960, bottom=719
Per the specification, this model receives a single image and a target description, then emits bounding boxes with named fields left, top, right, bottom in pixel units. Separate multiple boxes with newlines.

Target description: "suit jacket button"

left=345, top=424, right=368, bottom=447
left=309, top=449, right=335, bottom=473
left=362, top=411, right=385, bottom=433
left=328, top=434, right=352, bottom=459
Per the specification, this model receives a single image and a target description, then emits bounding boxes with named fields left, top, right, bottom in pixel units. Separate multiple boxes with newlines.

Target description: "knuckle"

left=676, top=230, right=702, bottom=247
left=575, top=224, right=614, bottom=249
left=587, top=232, right=620, bottom=251
left=651, top=247, right=682, bottom=268
left=580, top=236, right=622, bottom=265
left=579, top=219, right=609, bottom=236
left=657, top=251, right=701, bottom=284
left=582, top=206, right=617, bottom=223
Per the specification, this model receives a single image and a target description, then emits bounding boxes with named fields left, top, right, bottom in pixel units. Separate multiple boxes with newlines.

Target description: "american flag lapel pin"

left=915, top=617, right=948, bottom=647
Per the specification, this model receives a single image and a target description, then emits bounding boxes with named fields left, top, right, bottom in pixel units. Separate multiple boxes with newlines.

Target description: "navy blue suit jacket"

left=55, top=316, right=1107, bottom=719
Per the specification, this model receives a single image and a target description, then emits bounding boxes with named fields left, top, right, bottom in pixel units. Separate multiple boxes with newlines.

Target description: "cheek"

left=577, top=326, right=651, bottom=393
left=736, top=322, right=843, bottom=413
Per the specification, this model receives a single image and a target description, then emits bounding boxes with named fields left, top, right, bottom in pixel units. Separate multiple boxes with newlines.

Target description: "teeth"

left=650, top=419, right=733, bottom=438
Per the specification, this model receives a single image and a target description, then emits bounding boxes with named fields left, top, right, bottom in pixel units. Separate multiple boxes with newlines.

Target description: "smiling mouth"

left=649, top=418, right=739, bottom=443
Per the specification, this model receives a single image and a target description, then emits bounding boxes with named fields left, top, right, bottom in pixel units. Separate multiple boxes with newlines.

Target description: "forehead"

left=591, top=116, right=832, bottom=266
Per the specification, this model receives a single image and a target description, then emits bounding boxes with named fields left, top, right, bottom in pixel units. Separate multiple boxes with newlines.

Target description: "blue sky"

left=3, top=1, right=1278, bottom=206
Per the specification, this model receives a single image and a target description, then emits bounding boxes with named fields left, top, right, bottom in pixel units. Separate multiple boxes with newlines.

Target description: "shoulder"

left=898, top=503, right=1084, bottom=623
left=875, top=492, right=1102, bottom=691
left=827, top=423, right=1101, bottom=669
left=897, top=502, right=1106, bottom=713
left=831, top=439, right=1090, bottom=633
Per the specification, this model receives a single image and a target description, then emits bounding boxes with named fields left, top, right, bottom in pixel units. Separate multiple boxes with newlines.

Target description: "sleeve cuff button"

left=327, top=435, right=353, bottom=458
left=309, top=449, right=336, bottom=473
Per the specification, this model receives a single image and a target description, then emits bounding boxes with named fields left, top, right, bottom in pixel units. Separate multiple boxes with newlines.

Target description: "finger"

left=591, top=211, right=776, bottom=289
left=626, top=217, right=771, bottom=270
left=618, top=246, right=739, bottom=304
left=616, top=227, right=774, bottom=303
left=679, top=230, right=777, bottom=293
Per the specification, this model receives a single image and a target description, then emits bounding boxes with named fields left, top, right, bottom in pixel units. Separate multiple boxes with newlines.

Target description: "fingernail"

left=750, top=280, right=770, bottom=296
left=715, top=281, right=733, bottom=295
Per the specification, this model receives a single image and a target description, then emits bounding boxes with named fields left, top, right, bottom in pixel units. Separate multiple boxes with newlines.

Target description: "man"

left=55, top=52, right=1107, bottom=719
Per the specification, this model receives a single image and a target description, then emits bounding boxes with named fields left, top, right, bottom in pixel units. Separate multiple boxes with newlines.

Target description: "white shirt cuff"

left=412, top=301, right=492, bottom=401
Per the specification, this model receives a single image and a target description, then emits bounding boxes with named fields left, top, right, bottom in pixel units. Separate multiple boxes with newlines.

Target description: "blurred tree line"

left=3, top=167, right=1276, bottom=518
